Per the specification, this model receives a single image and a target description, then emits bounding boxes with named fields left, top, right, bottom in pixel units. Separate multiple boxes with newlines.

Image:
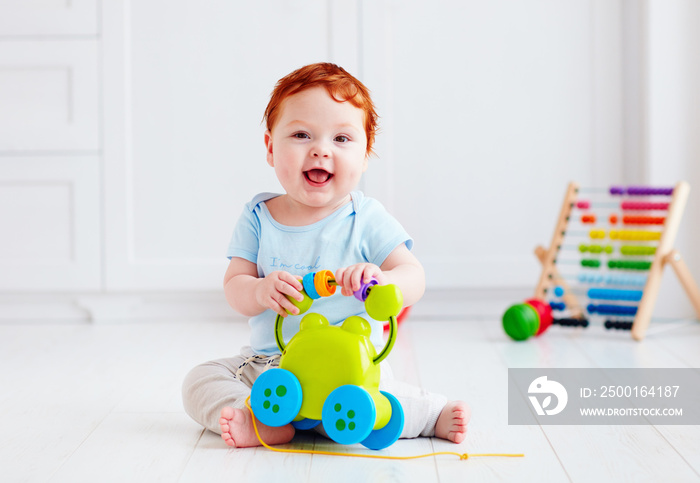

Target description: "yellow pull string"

left=243, top=398, right=524, bottom=461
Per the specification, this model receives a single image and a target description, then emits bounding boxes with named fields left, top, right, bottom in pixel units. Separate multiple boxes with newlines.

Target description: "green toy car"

left=250, top=272, right=405, bottom=450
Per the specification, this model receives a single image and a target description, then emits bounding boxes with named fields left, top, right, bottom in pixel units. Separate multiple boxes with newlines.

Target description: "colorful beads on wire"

left=587, top=288, right=643, bottom=302
left=609, top=186, right=674, bottom=196
left=621, top=215, right=665, bottom=225
left=549, top=302, right=566, bottom=311
left=608, top=274, right=647, bottom=286
left=609, top=230, right=661, bottom=241
left=581, top=259, right=601, bottom=268
left=578, top=244, right=614, bottom=254
left=627, top=186, right=674, bottom=196
left=303, top=272, right=322, bottom=299
left=620, top=245, right=656, bottom=256
left=578, top=273, right=605, bottom=284
left=313, top=269, right=336, bottom=297
left=354, top=278, right=378, bottom=302
left=301, top=270, right=381, bottom=303
left=506, top=183, right=679, bottom=341
left=577, top=273, right=647, bottom=286
left=302, top=270, right=338, bottom=299
left=587, top=303, right=638, bottom=316
left=604, top=320, right=634, bottom=330
left=620, top=201, right=669, bottom=211
left=586, top=229, right=662, bottom=241
left=607, top=260, right=652, bottom=271
left=553, top=317, right=589, bottom=327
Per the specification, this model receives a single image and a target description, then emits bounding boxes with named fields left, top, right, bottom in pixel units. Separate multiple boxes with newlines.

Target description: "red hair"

left=263, top=63, right=379, bottom=156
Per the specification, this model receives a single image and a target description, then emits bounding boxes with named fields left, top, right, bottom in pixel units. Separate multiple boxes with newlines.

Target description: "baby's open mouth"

left=304, top=169, right=333, bottom=185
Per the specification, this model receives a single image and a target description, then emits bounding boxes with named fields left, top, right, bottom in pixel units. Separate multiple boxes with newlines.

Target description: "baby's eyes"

left=291, top=133, right=351, bottom=143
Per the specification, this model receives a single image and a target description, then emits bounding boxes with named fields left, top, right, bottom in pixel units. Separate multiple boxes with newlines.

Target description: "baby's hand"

left=255, top=271, right=304, bottom=318
left=335, top=263, right=385, bottom=297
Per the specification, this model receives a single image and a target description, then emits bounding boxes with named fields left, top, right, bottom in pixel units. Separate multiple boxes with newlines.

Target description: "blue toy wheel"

left=291, top=418, right=321, bottom=430
left=322, top=385, right=376, bottom=445
left=250, top=368, right=302, bottom=427
left=361, top=391, right=404, bottom=450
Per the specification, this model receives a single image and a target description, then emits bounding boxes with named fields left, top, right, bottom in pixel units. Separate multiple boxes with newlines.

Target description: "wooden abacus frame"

left=534, top=181, right=700, bottom=340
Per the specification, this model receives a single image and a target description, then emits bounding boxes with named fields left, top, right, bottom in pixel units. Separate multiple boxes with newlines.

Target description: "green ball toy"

left=502, top=303, right=540, bottom=341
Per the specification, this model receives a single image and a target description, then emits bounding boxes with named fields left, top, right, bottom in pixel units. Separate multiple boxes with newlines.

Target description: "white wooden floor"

left=2, top=315, right=700, bottom=483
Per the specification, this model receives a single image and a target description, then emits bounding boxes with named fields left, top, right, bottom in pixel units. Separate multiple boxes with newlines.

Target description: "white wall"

left=0, top=0, right=697, bottom=321
left=644, top=0, right=700, bottom=317
left=364, top=0, right=603, bottom=288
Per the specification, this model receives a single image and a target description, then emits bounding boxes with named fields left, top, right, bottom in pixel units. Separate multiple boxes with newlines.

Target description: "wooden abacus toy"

left=503, top=181, right=700, bottom=341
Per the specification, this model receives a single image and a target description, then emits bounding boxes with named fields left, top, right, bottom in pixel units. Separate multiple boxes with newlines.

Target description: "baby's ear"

left=264, top=130, right=274, bottom=166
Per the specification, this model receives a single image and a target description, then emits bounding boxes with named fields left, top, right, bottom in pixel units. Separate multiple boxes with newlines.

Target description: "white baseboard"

left=0, top=287, right=532, bottom=323
left=411, top=287, right=532, bottom=319
left=0, top=292, right=240, bottom=324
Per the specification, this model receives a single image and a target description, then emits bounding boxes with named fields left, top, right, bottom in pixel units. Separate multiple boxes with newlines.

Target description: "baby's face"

left=265, top=87, right=368, bottom=213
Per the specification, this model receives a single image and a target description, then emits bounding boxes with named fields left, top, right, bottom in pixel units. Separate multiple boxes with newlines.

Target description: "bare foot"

left=219, top=406, right=295, bottom=447
left=435, top=401, right=471, bottom=444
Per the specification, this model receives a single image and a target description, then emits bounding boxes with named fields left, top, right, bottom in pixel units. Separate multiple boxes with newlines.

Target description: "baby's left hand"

left=335, top=263, right=386, bottom=297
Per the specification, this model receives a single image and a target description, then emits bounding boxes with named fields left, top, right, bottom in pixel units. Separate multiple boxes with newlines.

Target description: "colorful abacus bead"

left=607, top=260, right=652, bottom=271
left=581, top=259, right=601, bottom=268
left=604, top=320, right=634, bottom=331
left=622, top=215, right=665, bottom=225
left=621, top=201, right=669, bottom=211
left=626, top=186, right=674, bottom=196
left=549, top=301, right=566, bottom=311
left=579, top=273, right=605, bottom=284
left=302, top=272, right=321, bottom=299
left=314, top=269, right=336, bottom=297
left=553, top=317, right=589, bottom=328
left=587, top=303, right=638, bottom=316
left=354, top=278, right=378, bottom=302
left=620, top=246, right=656, bottom=256
left=610, top=230, right=662, bottom=241
left=587, top=288, right=643, bottom=302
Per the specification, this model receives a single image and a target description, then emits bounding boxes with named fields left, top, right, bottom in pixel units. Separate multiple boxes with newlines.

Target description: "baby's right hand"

left=255, top=271, right=304, bottom=318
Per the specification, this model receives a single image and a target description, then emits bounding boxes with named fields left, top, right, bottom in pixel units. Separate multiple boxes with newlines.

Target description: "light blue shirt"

left=227, top=191, right=413, bottom=355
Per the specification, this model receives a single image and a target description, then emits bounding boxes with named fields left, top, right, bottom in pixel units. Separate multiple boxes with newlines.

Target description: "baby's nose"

left=311, top=141, right=331, bottom=157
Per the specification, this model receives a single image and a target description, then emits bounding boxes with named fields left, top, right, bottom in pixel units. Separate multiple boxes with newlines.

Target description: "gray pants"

left=182, top=346, right=447, bottom=439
